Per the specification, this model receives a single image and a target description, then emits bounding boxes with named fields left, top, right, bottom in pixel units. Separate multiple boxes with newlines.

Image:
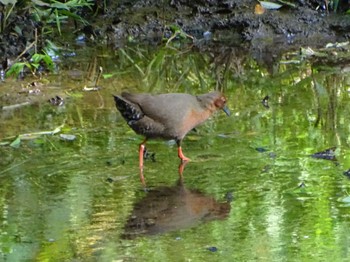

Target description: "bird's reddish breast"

left=178, top=108, right=213, bottom=138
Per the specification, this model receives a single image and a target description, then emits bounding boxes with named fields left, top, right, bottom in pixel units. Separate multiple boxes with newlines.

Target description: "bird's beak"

left=222, top=105, right=231, bottom=116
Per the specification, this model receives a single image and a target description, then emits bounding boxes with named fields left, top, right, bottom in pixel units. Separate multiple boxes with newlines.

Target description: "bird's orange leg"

left=139, top=138, right=147, bottom=185
left=178, top=146, right=190, bottom=162
left=177, top=139, right=190, bottom=180
left=176, top=140, right=190, bottom=162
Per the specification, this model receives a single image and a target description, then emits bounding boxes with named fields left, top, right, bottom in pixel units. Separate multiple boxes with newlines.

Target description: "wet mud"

left=2, top=0, right=350, bottom=62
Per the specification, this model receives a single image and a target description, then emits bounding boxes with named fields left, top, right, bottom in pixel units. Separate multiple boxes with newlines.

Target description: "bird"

left=113, top=91, right=230, bottom=179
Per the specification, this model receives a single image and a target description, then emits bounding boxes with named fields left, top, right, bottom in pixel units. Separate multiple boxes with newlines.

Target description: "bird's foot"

left=178, top=146, right=190, bottom=162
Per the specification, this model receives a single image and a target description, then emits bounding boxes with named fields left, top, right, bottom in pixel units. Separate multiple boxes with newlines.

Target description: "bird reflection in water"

left=122, top=180, right=231, bottom=239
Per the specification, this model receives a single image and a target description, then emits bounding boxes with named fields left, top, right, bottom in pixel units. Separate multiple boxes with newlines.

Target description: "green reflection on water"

left=1, top=44, right=350, bottom=261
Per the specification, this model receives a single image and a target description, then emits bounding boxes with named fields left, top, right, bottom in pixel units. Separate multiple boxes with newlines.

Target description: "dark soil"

left=103, top=0, right=350, bottom=67
left=1, top=0, right=350, bottom=68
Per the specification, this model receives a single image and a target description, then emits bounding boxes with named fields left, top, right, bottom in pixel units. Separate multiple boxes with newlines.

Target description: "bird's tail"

left=113, top=95, right=144, bottom=122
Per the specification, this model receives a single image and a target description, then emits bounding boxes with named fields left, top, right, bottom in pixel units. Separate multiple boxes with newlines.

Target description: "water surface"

left=1, top=44, right=350, bottom=261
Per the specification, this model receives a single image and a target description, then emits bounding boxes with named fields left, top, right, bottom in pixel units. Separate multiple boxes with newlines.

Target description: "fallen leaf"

left=10, top=136, right=21, bottom=148
left=255, top=4, right=265, bottom=14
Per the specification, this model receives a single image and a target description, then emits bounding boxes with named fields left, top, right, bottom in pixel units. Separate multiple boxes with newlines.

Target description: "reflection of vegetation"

left=111, top=44, right=252, bottom=93
left=2, top=41, right=350, bottom=261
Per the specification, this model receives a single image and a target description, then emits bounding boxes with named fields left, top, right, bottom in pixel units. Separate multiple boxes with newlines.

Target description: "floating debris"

left=2, top=101, right=31, bottom=110
left=311, top=147, right=337, bottom=161
left=269, top=152, right=277, bottom=158
left=106, top=176, right=130, bottom=183
left=83, top=86, right=101, bottom=91
left=343, top=169, right=350, bottom=178
left=207, top=246, right=218, bottom=252
left=261, top=95, right=269, bottom=108
left=143, top=147, right=156, bottom=162
left=26, top=81, right=42, bottom=88
left=59, top=134, right=76, bottom=141
left=261, top=165, right=271, bottom=173
left=225, top=192, right=234, bottom=202
left=256, top=147, right=268, bottom=153
left=48, top=96, right=64, bottom=106
left=106, top=177, right=114, bottom=183
left=298, top=182, right=306, bottom=188
left=83, top=66, right=103, bottom=91
left=28, top=89, right=41, bottom=95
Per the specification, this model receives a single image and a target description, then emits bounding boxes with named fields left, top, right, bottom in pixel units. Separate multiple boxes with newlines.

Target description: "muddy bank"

left=104, top=0, right=350, bottom=67
left=2, top=0, right=350, bottom=69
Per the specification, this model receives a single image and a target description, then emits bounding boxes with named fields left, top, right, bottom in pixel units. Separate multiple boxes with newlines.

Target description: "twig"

left=2, top=101, right=31, bottom=110
left=1, top=123, right=65, bottom=142
left=166, top=31, right=195, bottom=46
left=19, top=124, right=64, bottom=138
left=35, top=28, right=37, bottom=54
left=95, top=66, right=103, bottom=87
left=0, top=160, right=28, bottom=176
left=9, top=41, right=36, bottom=68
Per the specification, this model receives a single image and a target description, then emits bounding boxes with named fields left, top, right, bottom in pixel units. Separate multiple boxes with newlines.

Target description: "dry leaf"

left=255, top=4, right=265, bottom=14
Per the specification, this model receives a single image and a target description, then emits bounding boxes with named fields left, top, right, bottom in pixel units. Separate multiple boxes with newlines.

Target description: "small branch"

left=0, top=160, right=28, bottom=176
left=2, top=101, right=31, bottom=110
left=1, top=123, right=65, bottom=142
left=7, top=41, right=36, bottom=70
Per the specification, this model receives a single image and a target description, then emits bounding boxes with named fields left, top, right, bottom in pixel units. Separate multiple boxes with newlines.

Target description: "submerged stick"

left=2, top=102, right=31, bottom=110
left=1, top=123, right=65, bottom=144
left=19, top=124, right=64, bottom=138
left=0, top=160, right=28, bottom=176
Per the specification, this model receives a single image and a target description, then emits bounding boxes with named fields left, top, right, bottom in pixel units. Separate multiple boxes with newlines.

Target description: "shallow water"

left=1, top=44, right=350, bottom=261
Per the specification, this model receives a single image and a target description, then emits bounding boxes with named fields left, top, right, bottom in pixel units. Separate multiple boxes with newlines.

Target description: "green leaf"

left=31, top=53, right=54, bottom=71
left=6, top=62, right=26, bottom=77
left=51, top=2, right=70, bottom=10
left=10, top=136, right=21, bottom=148
left=42, top=55, right=54, bottom=71
left=59, top=9, right=88, bottom=24
left=102, top=73, right=114, bottom=79
left=33, top=138, right=45, bottom=144
left=169, top=24, right=181, bottom=33
left=31, top=63, right=40, bottom=69
left=45, top=39, right=61, bottom=51
left=51, top=126, right=62, bottom=134
left=55, top=8, right=61, bottom=35
left=31, top=53, right=45, bottom=63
